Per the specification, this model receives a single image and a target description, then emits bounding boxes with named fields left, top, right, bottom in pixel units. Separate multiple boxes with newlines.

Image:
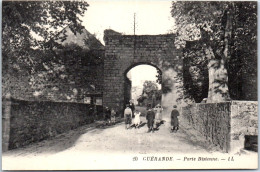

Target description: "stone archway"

left=103, top=30, right=184, bottom=114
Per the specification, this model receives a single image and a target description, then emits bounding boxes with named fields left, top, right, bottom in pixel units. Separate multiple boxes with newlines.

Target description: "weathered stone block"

left=104, top=31, right=184, bottom=113
left=182, top=101, right=258, bottom=153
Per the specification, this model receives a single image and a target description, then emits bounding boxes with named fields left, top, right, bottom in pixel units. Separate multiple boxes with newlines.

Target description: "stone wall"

left=2, top=97, right=97, bottom=151
left=182, top=101, right=258, bottom=153
left=103, top=30, right=184, bottom=114
left=230, top=101, right=258, bottom=152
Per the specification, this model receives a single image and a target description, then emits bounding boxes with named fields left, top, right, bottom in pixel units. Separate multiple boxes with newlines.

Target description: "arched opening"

left=124, top=64, right=162, bottom=113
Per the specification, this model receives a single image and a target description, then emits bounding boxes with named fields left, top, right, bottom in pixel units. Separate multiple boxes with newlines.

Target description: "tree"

left=137, top=96, right=146, bottom=105
left=142, top=81, right=158, bottom=96
left=139, top=81, right=162, bottom=107
left=2, top=1, right=89, bottom=97
left=227, top=3, right=257, bottom=100
left=183, top=42, right=209, bottom=103
left=29, top=42, right=103, bottom=101
left=171, top=1, right=257, bottom=102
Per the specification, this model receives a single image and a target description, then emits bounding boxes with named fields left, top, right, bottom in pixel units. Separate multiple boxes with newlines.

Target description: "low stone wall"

left=230, top=101, right=258, bottom=152
left=182, top=101, right=258, bottom=153
left=2, top=98, right=97, bottom=151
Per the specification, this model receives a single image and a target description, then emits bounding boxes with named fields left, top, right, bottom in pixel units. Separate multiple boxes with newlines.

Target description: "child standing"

left=111, top=108, right=116, bottom=125
left=134, top=110, right=141, bottom=129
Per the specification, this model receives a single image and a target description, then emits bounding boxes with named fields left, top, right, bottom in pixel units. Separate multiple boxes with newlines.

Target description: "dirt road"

left=2, top=107, right=256, bottom=170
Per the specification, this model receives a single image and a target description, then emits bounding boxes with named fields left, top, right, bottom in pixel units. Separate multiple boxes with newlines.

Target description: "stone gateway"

left=103, top=30, right=184, bottom=114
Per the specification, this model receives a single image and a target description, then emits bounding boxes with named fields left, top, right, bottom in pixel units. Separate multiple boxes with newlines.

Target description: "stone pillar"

left=2, top=94, right=11, bottom=152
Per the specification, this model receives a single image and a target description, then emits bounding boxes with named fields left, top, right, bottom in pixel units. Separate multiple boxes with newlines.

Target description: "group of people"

left=145, top=104, right=164, bottom=133
left=104, top=101, right=180, bottom=133
left=104, top=106, right=116, bottom=125
left=103, top=100, right=136, bottom=126
left=124, top=102, right=179, bottom=133
left=124, top=101, right=142, bottom=129
left=124, top=103, right=180, bottom=133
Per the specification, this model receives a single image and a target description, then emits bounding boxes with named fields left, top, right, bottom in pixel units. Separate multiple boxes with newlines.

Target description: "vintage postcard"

left=2, top=0, right=258, bottom=170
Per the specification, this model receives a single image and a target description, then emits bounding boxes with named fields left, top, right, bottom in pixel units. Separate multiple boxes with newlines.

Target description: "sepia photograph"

left=2, top=0, right=258, bottom=170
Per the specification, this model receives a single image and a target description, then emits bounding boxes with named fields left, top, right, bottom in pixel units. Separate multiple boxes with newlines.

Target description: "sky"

left=82, top=0, right=175, bottom=44
left=126, top=65, right=160, bottom=87
left=82, top=0, right=170, bottom=99
left=126, top=65, right=161, bottom=103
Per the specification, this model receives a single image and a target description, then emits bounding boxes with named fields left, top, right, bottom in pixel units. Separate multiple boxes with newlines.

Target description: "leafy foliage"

left=2, top=1, right=90, bottom=98
left=137, top=81, right=162, bottom=106
left=171, top=1, right=257, bottom=101
left=227, top=2, right=257, bottom=100
left=183, top=42, right=209, bottom=103
left=142, top=81, right=158, bottom=95
left=3, top=1, right=89, bottom=69
left=28, top=42, right=103, bottom=101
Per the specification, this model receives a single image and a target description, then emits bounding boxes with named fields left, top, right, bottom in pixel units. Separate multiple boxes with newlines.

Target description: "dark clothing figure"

left=104, top=108, right=111, bottom=124
left=146, top=109, right=155, bottom=132
left=171, top=108, right=180, bottom=132
left=89, top=107, right=95, bottom=122
left=93, top=104, right=98, bottom=120
left=129, top=103, right=135, bottom=117
left=124, top=107, right=132, bottom=129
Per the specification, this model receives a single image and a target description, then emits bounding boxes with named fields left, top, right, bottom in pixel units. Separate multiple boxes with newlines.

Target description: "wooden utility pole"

left=134, top=13, right=136, bottom=35
left=133, top=13, right=137, bottom=58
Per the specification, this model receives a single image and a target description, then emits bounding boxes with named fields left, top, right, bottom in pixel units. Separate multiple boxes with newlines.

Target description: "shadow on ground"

left=3, top=119, right=124, bottom=156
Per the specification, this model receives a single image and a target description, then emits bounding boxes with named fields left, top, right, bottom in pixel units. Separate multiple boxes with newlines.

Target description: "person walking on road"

left=146, top=104, right=155, bottom=133
left=124, top=104, right=132, bottom=130
left=133, top=110, right=141, bottom=129
left=153, top=104, right=163, bottom=129
left=129, top=100, right=135, bottom=118
left=171, top=105, right=180, bottom=133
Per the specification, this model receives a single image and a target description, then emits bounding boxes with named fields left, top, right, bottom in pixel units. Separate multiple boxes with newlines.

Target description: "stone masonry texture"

left=103, top=30, right=184, bottom=114
left=4, top=98, right=95, bottom=150
left=182, top=101, right=258, bottom=153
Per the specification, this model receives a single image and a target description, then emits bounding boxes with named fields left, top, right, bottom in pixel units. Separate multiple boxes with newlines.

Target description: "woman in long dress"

left=154, top=104, right=163, bottom=129
left=171, top=105, right=180, bottom=133
left=134, top=110, right=141, bottom=129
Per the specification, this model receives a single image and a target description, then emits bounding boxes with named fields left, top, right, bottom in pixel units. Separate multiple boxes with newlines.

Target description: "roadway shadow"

left=5, top=119, right=126, bottom=156
left=137, top=121, right=147, bottom=129
left=161, top=120, right=166, bottom=124
left=129, top=124, right=136, bottom=129
left=125, top=121, right=147, bottom=129
left=4, top=122, right=100, bottom=156
left=153, top=120, right=166, bottom=131
left=95, top=119, right=123, bottom=129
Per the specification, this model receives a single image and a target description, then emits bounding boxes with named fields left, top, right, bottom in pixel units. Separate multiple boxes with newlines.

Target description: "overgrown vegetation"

left=171, top=1, right=257, bottom=102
